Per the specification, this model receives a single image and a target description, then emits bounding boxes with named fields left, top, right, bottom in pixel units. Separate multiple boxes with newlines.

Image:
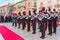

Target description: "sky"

left=0, top=0, right=22, bottom=6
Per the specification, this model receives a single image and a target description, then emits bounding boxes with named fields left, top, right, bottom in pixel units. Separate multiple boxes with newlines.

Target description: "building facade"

left=0, top=3, right=14, bottom=16
left=0, top=0, right=60, bottom=16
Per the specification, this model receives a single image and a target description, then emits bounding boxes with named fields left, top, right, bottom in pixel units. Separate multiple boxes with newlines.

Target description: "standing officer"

left=43, top=11, right=48, bottom=31
left=22, top=11, right=26, bottom=30
left=39, top=12, right=45, bottom=39
left=53, top=9, right=58, bottom=34
left=17, top=12, right=22, bottom=28
left=12, top=14, right=17, bottom=27
left=26, top=11, right=31, bottom=32
left=37, top=10, right=42, bottom=31
left=31, top=9, right=37, bottom=34
left=38, top=10, right=42, bottom=29
left=47, top=11, right=54, bottom=36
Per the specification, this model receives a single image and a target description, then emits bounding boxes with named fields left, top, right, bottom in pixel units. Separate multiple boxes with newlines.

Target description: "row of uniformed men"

left=12, top=9, right=59, bottom=39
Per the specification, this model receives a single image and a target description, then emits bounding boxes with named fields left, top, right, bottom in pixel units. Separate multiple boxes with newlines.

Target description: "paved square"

left=0, top=23, right=60, bottom=40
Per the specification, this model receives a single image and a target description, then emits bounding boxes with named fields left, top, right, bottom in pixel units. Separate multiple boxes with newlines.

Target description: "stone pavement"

left=0, top=23, right=60, bottom=40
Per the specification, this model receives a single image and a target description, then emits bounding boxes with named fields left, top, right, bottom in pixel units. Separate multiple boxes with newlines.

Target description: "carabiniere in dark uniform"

left=53, top=9, right=58, bottom=34
left=47, top=11, right=54, bottom=36
left=17, top=12, right=22, bottom=28
left=26, top=11, right=31, bottom=32
left=38, top=12, right=45, bottom=39
left=22, top=11, right=26, bottom=30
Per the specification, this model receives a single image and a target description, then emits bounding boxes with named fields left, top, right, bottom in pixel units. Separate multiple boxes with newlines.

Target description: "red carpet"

left=0, top=26, right=24, bottom=40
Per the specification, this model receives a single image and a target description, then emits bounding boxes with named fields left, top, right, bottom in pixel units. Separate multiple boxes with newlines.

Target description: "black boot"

left=53, top=32, right=56, bottom=34
left=18, top=26, right=20, bottom=28
left=47, top=33, right=52, bottom=36
left=27, top=30, right=30, bottom=32
left=32, top=32, right=36, bottom=34
left=40, top=36, right=45, bottom=39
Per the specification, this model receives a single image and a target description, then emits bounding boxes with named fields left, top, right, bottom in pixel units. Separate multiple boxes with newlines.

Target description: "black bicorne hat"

left=28, top=10, right=31, bottom=15
left=48, top=8, right=51, bottom=12
left=42, top=7, right=45, bottom=12
left=18, top=12, right=21, bottom=15
left=23, top=11, right=26, bottom=15
left=53, top=9, right=56, bottom=12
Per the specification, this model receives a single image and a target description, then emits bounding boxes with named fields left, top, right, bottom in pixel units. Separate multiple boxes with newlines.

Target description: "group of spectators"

left=0, top=15, right=12, bottom=22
